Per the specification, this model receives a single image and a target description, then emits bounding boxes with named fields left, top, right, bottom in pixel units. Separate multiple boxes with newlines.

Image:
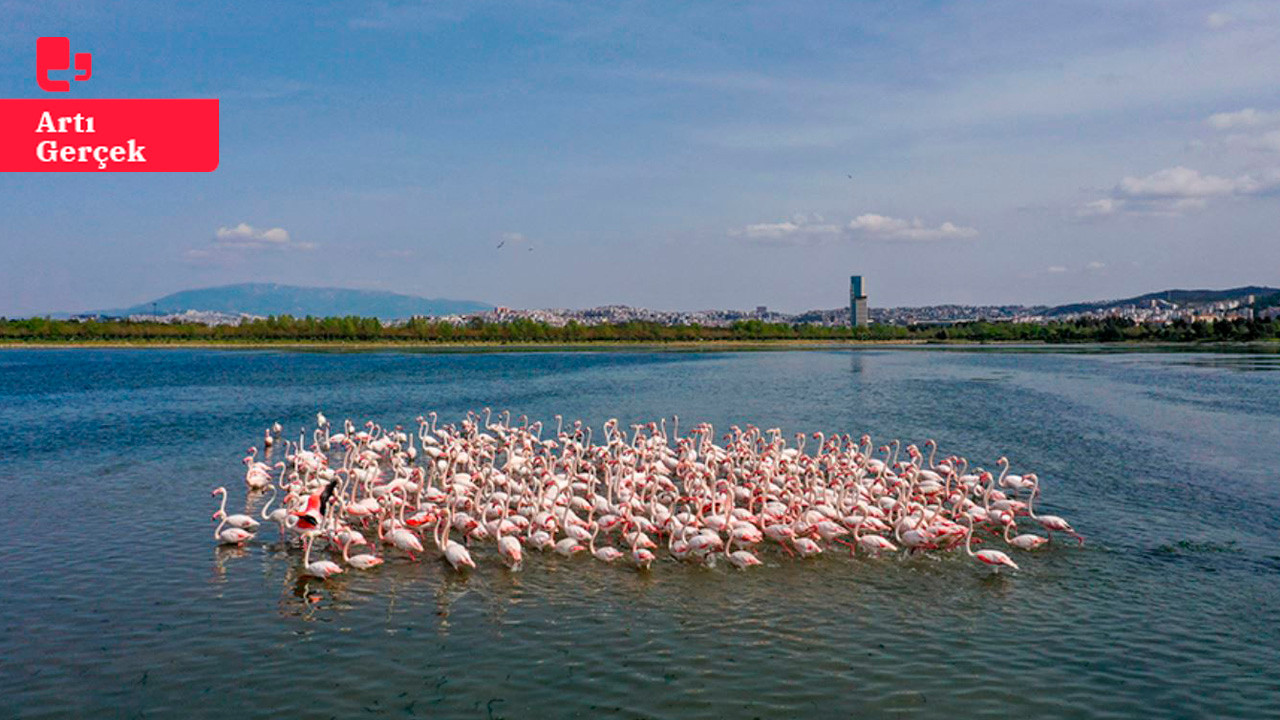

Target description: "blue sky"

left=2, top=1, right=1279, bottom=315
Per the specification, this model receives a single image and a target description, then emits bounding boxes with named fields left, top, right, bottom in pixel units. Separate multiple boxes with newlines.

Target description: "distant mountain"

left=1044, top=286, right=1280, bottom=317
left=96, top=283, right=492, bottom=319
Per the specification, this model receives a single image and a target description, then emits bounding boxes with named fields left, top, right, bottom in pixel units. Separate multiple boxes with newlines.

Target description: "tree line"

left=1, top=315, right=1277, bottom=344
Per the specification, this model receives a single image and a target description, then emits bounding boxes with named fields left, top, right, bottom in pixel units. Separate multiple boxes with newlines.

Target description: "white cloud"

left=1043, top=261, right=1105, bottom=275
left=185, top=223, right=313, bottom=262
left=1115, top=166, right=1259, bottom=199
left=1078, top=164, right=1280, bottom=219
left=1206, top=12, right=1234, bottom=29
left=1206, top=108, right=1280, bottom=130
left=1205, top=109, right=1280, bottom=158
left=730, top=213, right=976, bottom=244
left=214, top=223, right=302, bottom=248
left=847, top=214, right=978, bottom=241
left=1076, top=197, right=1125, bottom=218
left=728, top=214, right=842, bottom=244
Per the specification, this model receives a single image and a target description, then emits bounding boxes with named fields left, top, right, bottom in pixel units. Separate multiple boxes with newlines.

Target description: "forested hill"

left=96, top=283, right=492, bottom=318
left=1045, top=286, right=1279, bottom=316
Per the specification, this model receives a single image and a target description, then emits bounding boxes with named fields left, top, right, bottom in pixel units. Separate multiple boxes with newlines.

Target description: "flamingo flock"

left=211, top=410, right=1083, bottom=579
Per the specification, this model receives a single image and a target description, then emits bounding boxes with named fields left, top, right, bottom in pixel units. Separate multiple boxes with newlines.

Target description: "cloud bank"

left=1079, top=164, right=1279, bottom=217
left=731, top=213, right=976, bottom=245
left=848, top=214, right=978, bottom=241
left=186, top=223, right=314, bottom=261
left=214, top=223, right=297, bottom=248
left=1206, top=108, right=1280, bottom=130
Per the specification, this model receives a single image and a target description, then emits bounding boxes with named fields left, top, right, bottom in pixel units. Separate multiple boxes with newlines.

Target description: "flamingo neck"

left=261, top=486, right=277, bottom=519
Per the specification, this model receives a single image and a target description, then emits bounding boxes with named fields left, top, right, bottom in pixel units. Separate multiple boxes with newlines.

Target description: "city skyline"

left=53, top=279, right=1278, bottom=329
left=3, top=1, right=1280, bottom=317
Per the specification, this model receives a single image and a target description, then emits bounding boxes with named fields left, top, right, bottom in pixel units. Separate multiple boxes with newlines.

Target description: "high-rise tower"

left=850, top=275, right=868, bottom=327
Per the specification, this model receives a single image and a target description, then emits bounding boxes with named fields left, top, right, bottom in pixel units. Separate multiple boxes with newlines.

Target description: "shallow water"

left=1, top=348, right=1277, bottom=718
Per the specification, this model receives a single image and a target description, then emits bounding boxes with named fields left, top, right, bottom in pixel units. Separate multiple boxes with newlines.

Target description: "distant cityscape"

left=96, top=289, right=1280, bottom=328
left=50, top=278, right=1279, bottom=328
left=445, top=291, right=1280, bottom=328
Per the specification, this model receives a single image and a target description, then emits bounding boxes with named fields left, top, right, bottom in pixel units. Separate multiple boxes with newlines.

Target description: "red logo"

left=0, top=38, right=218, bottom=172
left=37, top=37, right=92, bottom=92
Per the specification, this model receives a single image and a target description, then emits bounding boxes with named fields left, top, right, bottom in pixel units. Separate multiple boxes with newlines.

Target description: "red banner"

left=0, top=99, right=218, bottom=172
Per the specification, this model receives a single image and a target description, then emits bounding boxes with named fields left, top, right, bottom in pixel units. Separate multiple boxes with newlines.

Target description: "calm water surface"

left=1, top=348, right=1278, bottom=719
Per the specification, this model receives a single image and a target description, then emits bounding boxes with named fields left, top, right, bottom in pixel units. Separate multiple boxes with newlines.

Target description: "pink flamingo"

left=725, top=533, right=762, bottom=569
left=1003, top=521, right=1048, bottom=551
left=213, top=512, right=254, bottom=545
left=301, top=532, right=344, bottom=578
left=435, top=504, right=476, bottom=571
left=962, top=516, right=1019, bottom=572
left=343, top=537, right=384, bottom=570
left=1029, top=478, right=1084, bottom=545
left=211, top=486, right=259, bottom=530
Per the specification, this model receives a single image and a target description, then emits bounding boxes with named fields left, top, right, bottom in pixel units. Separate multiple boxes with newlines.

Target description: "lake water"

left=1, top=347, right=1277, bottom=718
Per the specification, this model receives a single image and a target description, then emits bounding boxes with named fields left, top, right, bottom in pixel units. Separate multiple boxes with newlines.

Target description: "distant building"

left=850, top=275, right=869, bottom=327
left=756, top=305, right=768, bottom=316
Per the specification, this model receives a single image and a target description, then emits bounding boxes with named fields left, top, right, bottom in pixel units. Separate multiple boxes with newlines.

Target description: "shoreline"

left=2, top=339, right=1278, bottom=352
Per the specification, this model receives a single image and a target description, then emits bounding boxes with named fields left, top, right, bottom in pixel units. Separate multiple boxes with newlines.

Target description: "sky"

left=2, top=0, right=1279, bottom=316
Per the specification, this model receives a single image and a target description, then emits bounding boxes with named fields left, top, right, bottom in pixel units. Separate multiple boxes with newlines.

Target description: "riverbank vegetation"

left=2, top=315, right=1279, bottom=345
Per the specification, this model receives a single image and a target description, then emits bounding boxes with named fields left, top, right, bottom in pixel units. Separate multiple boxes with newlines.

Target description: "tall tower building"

left=850, top=275, right=868, bottom=327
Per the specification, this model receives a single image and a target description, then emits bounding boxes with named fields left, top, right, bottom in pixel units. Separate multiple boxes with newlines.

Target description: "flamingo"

left=724, top=533, right=761, bottom=569
left=260, top=484, right=290, bottom=541
left=435, top=505, right=476, bottom=571
left=387, top=526, right=424, bottom=560
left=302, top=532, right=344, bottom=578
left=212, top=410, right=1078, bottom=577
left=589, top=523, right=623, bottom=563
left=343, top=537, right=385, bottom=570
left=211, top=486, right=259, bottom=530
left=852, top=520, right=897, bottom=556
left=496, top=506, right=524, bottom=570
left=1029, top=478, right=1084, bottom=545
left=214, top=512, right=254, bottom=545
left=631, top=543, right=655, bottom=570
left=554, top=537, right=585, bottom=556
left=962, top=516, right=1019, bottom=572
left=1003, top=520, right=1049, bottom=551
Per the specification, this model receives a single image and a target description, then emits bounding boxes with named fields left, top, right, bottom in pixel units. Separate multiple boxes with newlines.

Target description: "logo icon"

left=37, top=37, right=92, bottom=92
left=4, top=36, right=218, bottom=172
